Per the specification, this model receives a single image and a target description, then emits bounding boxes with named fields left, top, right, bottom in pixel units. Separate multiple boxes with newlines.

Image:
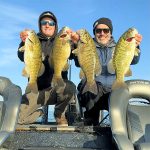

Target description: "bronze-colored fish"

left=108, top=28, right=140, bottom=90
left=49, top=26, right=72, bottom=91
left=19, top=30, right=44, bottom=93
left=72, top=29, right=101, bottom=95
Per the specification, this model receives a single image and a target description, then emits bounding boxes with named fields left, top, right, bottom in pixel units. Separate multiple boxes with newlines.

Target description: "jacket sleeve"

left=131, top=46, right=141, bottom=65
left=17, top=42, right=25, bottom=62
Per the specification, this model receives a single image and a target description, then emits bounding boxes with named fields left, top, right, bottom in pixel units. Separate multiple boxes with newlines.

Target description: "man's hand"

left=20, top=29, right=30, bottom=42
left=66, top=28, right=80, bottom=44
left=135, top=34, right=142, bottom=47
left=70, top=31, right=80, bottom=44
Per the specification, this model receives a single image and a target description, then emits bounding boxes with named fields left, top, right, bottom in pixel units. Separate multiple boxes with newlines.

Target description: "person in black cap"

left=71, top=17, right=143, bottom=126
left=17, top=11, right=76, bottom=126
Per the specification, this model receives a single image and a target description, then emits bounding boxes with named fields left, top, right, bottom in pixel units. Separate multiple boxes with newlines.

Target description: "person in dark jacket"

left=71, top=17, right=142, bottom=126
left=18, top=11, right=76, bottom=126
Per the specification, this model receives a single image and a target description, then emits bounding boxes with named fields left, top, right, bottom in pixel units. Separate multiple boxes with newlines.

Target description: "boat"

left=0, top=76, right=150, bottom=150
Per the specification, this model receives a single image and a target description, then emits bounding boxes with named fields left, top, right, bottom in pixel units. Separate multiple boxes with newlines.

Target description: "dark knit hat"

left=93, top=17, right=113, bottom=34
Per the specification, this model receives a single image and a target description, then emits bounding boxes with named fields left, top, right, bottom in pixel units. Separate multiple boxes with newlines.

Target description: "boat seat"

left=0, top=76, right=22, bottom=146
left=128, top=105, right=150, bottom=150
left=109, top=80, right=150, bottom=150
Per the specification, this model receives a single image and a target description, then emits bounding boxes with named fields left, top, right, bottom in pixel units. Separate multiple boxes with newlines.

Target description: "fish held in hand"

left=19, top=30, right=44, bottom=94
left=72, top=29, right=101, bottom=95
left=108, top=27, right=140, bottom=90
left=49, top=26, right=72, bottom=92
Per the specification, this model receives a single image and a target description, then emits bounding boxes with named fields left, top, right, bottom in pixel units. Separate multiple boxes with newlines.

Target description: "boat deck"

left=2, top=124, right=116, bottom=150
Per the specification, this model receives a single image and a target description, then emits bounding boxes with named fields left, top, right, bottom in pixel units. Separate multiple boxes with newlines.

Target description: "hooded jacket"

left=94, top=37, right=116, bottom=88
left=18, top=11, right=68, bottom=90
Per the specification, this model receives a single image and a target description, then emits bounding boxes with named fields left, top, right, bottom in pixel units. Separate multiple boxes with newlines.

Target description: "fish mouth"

left=60, top=33, right=68, bottom=38
left=126, top=37, right=135, bottom=42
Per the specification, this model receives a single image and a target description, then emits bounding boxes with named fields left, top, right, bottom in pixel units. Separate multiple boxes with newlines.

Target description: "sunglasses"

left=41, top=20, right=55, bottom=26
left=95, top=28, right=110, bottom=34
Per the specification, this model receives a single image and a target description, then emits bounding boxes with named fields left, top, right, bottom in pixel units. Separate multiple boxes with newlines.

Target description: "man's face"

left=40, top=17, right=56, bottom=37
left=95, top=24, right=111, bottom=45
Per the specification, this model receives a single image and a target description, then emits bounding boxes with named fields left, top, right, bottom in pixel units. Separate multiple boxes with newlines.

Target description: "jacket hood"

left=38, top=11, right=58, bottom=39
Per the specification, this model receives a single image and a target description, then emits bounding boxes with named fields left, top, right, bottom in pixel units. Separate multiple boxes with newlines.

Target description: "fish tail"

left=112, top=80, right=127, bottom=90
left=25, top=82, right=38, bottom=94
left=82, top=81, right=98, bottom=95
left=57, top=78, right=66, bottom=89
left=52, top=76, right=66, bottom=94
left=51, top=76, right=66, bottom=88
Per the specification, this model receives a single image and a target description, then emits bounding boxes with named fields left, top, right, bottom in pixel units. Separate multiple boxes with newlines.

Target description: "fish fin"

left=19, top=46, right=25, bottom=52
left=79, top=69, right=85, bottom=79
left=95, top=54, right=102, bottom=76
left=42, top=52, right=45, bottom=61
left=63, top=62, right=69, bottom=71
left=25, top=83, right=38, bottom=94
left=82, top=81, right=98, bottom=95
left=134, top=48, right=140, bottom=56
left=107, top=59, right=115, bottom=74
left=22, top=67, right=29, bottom=77
left=125, top=68, right=132, bottom=77
left=112, top=80, right=128, bottom=90
left=72, top=49, right=79, bottom=56
left=38, top=63, right=45, bottom=77
left=51, top=76, right=66, bottom=93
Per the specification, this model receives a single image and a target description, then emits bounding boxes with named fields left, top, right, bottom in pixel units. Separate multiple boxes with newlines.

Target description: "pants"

left=18, top=80, right=76, bottom=124
left=77, top=81, right=111, bottom=125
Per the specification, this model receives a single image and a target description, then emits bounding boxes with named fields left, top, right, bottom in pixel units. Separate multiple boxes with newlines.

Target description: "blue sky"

left=0, top=0, right=150, bottom=94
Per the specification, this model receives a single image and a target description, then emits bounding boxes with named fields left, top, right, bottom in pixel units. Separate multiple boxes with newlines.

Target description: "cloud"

left=0, top=2, right=38, bottom=40
left=0, top=47, right=18, bottom=67
left=0, top=2, right=39, bottom=67
left=0, top=2, right=38, bottom=25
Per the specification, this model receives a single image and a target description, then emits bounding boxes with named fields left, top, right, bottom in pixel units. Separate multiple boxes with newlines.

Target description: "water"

left=45, top=98, right=149, bottom=124
left=48, top=105, right=55, bottom=122
left=36, top=105, right=55, bottom=122
left=0, top=96, right=3, bottom=101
